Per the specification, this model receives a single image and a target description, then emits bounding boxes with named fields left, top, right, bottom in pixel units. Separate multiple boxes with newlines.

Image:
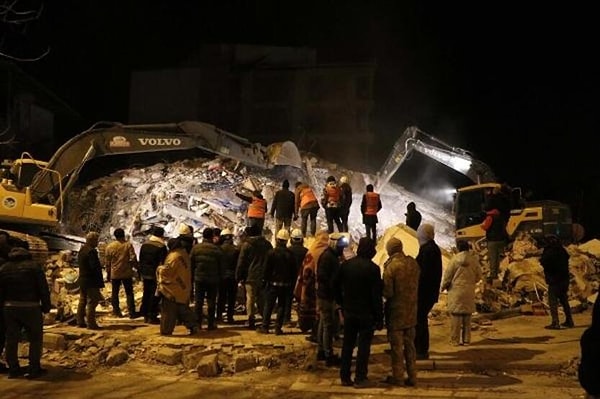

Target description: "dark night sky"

left=11, top=1, right=600, bottom=237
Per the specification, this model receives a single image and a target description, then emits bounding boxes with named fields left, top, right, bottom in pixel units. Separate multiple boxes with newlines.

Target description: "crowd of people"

left=0, top=174, right=597, bottom=397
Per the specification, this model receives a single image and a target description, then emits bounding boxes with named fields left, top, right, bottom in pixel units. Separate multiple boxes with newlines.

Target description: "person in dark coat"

left=579, top=295, right=600, bottom=398
left=0, top=230, right=12, bottom=372
left=190, top=228, right=223, bottom=330
left=236, top=224, right=273, bottom=329
left=405, top=202, right=422, bottom=231
left=540, top=234, right=574, bottom=329
left=481, top=207, right=508, bottom=282
left=287, top=228, right=308, bottom=323
left=138, top=226, right=168, bottom=324
left=338, top=175, right=352, bottom=232
left=76, top=232, right=105, bottom=330
left=270, top=179, right=296, bottom=233
left=333, top=237, right=383, bottom=388
left=414, top=223, right=442, bottom=360
left=217, top=229, right=240, bottom=324
left=258, top=229, right=296, bottom=335
left=0, top=242, right=51, bottom=379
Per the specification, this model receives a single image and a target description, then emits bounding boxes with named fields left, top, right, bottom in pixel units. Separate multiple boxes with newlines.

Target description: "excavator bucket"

left=266, top=141, right=303, bottom=169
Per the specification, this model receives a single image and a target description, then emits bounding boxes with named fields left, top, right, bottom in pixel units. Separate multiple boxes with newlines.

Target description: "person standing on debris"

left=322, top=176, right=344, bottom=234
left=258, top=229, right=296, bottom=335
left=338, top=175, right=352, bottom=233
left=441, top=241, right=482, bottom=346
left=138, top=226, right=168, bottom=324
left=105, top=228, right=139, bottom=319
left=481, top=205, right=508, bottom=283
left=405, top=202, right=422, bottom=231
left=156, top=238, right=199, bottom=335
left=360, top=184, right=382, bottom=242
left=76, top=232, right=104, bottom=330
left=270, top=179, right=296, bottom=234
left=382, top=237, right=420, bottom=387
left=294, top=181, right=320, bottom=237
left=415, top=223, right=442, bottom=360
left=217, top=228, right=240, bottom=324
left=236, top=224, right=273, bottom=329
left=540, top=234, right=574, bottom=330
left=177, top=223, right=195, bottom=300
left=190, top=228, right=223, bottom=330
left=287, top=228, right=308, bottom=324
left=236, top=189, right=268, bottom=234
left=333, top=237, right=383, bottom=388
left=579, top=294, right=600, bottom=398
left=0, top=240, right=51, bottom=379
left=316, top=232, right=348, bottom=367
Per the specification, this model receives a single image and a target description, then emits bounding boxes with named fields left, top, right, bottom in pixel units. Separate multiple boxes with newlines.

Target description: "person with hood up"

left=322, top=176, right=343, bottom=234
left=258, top=229, right=296, bottom=335
left=333, top=237, right=383, bottom=388
left=481, top=206, right=508, bottom=282
left=405, top=202, right=422, bottom=231
left=441, top=241, right=482, bottom=346
left=360, top=184, right=382, bottom=242
left=415, top=223, right=442, bottom=360
left=579, top=295, right=600, bottom=398
left=156, top=238, right=199, bottom=335
left=270, top=179, right=296, bottom=233
left=235, top=224, right=273, bottom=329
left=382, top=237, right=420, bottom=387
left=138, top=226, right=168, bottom=324
left=338, top=175, right=353, bottom=232
left=0, top=241, right=51, bottom=379
left=539, top=234, right=574, bottom=329
left=76, top=232, right=104, bottom=330
left=316, top=232, right=348, bottom=366
left=295, top=181, right=320, bottom=237
left=236, top=189, right=268, bottom=234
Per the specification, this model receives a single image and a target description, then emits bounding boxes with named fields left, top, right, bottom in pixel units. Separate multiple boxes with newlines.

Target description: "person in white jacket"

left=441, top=241, right=482, bottom=346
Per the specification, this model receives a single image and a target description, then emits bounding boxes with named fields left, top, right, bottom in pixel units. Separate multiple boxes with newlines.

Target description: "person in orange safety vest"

left=321, top=176, right=343, bottom=234
left=236, top=190, right=267, bottom=234
left=295, top=182, right=320, bottom=237
left=360, top=184, right=382, bottom=242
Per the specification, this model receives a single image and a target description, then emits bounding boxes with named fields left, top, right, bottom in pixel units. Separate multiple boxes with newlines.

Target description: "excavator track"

left=3, top=229, right=49, bottom=264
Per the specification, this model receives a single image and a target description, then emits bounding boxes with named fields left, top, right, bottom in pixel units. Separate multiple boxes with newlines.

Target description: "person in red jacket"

left=360, top=184, right=382, bottom=242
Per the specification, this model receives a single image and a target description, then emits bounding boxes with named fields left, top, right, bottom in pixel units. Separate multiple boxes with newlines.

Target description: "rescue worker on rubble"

left=105, top=228, right=139, bottom=319
left=540, top=234, right=574, bottom=330
left=270, top=179, right=296, bottom=233
left=76, top=232, right=104, bottom=330
left=236, top=224, right=273, bottom=329
left=191, top=228, right=223, bottom=330
left=287, top=228, right=308, bottom=324
left=236, top=189, right=267, bottom=234
left=157, top=238, right=199, bottom=335
left=258, top=229, right=296, bottom=335
left=138, top=226, right=168, bottom=324
left=405, top=202, right=422, bottom=231
left=360, top=184, right=382, bottom=242
left=322, top=176, right=344, bottom=234
left=295, top=181, right=320, bottom=237
left=217, top=228, right=240, bottom=324
left=338, top=175, right=352, bottom=233
left=481, top=205, right=508, bottom=282
left=0, top=240, right=51, bottom=379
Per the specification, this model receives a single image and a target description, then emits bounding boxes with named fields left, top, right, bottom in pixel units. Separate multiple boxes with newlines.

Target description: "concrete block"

left=43, top=333, right=66, bottom=351
left=234, top=354, right=257, bottom=373
left=196, top=354, right=219, bottom=377
left=154, top=347, right=183, bottom=365
left=569, top=300, right=583, bottom=314
left=182, top=348, right=219, bottom=370
left=105, top=348, right=129, bottom=366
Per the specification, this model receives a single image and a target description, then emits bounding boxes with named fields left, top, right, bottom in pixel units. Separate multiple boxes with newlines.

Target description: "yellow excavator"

left=376, top=126, right=573, bottom=249
left=0, top=121, right=303, bottom=260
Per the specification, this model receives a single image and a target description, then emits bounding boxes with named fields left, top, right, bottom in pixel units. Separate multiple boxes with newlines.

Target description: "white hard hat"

left=340, top=175, right=349, bottom=184
left=291, top=228, right=303, bottom=241
left=276, top=229, right=290, bottom=241
left=221, top=228, right=233, bottom=236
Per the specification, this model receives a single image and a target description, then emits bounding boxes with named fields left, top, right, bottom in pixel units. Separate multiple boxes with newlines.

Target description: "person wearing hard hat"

left=287, top=228, right=308, bottom=324
left=339, top=175, right=353, bottom=233
left=236, top=190, right=268, bottom=234
left=294, top=181, right=320, bottom=237
left=257, top=229, right=296, bottom=335
left=360, top=184, right=382, bottom=243
left=217, top=228, right=240, bottom=324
